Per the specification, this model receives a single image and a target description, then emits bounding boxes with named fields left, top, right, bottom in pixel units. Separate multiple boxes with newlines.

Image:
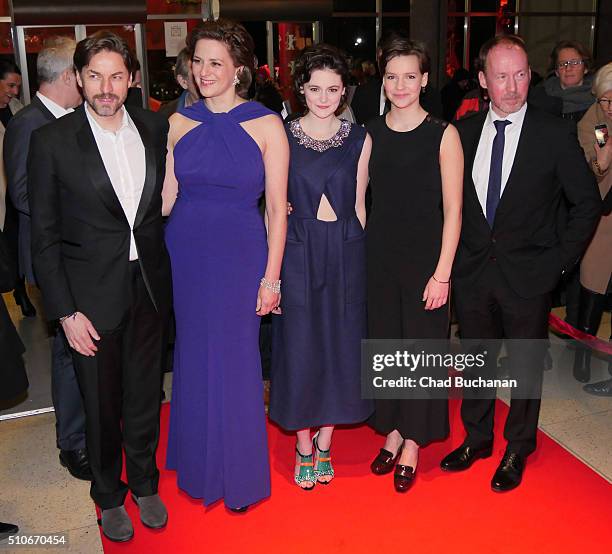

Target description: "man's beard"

left=86, top=93, right=124, bottom=117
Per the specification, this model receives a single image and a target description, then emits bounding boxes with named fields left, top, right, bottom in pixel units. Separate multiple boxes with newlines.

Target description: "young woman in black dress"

left=366, top=36, right=463, bottom=492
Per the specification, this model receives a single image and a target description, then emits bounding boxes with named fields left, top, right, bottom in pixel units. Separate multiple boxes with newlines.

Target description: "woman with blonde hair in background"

left=574, top=62, right=612, bottom=395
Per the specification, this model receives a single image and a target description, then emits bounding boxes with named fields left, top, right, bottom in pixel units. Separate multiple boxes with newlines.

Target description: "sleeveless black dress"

left=366, top=114, right=450, bottom=446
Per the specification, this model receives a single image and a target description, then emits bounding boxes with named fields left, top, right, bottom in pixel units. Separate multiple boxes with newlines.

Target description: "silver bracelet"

left=260, top=277, right=281, bottom=294
left=59, top=311, right=78, bottom=324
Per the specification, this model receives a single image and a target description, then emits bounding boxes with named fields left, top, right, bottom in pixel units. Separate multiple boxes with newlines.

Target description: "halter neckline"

left=178, top=99, right=277, bottom=124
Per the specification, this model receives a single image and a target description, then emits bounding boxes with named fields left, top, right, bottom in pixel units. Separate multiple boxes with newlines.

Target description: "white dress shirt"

left=472, top=103, right=527, bottom=214
left=36, top=92, right=74, bottom=119
left=85, top=103, right=146, bottom=261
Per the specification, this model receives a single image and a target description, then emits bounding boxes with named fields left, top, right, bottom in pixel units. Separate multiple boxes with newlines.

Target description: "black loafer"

left=371, top=447, right=401, bottom=475
left=394, top=464, right=415, bottom=493
left=491, top=451, right=524, bottom=492
left=440, top=444, right=493, bottom=472
left=59, top=448, right=93, bottom=481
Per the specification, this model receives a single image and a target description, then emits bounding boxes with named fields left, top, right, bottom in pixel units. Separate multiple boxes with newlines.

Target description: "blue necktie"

left=486, top=119, right=511, bottom=227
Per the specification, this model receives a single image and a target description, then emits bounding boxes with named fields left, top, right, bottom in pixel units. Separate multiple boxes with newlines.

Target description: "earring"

left=233, top=74, right=240, bottom=86
left=421, top=86, right=426, bottom=93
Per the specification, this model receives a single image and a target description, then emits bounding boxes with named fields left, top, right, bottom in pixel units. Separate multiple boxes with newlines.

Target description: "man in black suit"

left=29, top=32, right=172, bottom=542
left=0, top=60, right=34, bottom=318
left=4, top=37, right=90, bottom=482
left=440, top=35, right=601, bottom=491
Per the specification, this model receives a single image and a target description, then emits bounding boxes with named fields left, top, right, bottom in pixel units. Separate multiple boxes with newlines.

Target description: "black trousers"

left=73, top=262, right=168, bottom=509
left=454, top=261, right=551, bottom=458
left=52, top=329, right=86, bottom=451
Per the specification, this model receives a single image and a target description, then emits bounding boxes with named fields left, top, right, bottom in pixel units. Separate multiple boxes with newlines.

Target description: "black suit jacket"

left=28, top=104, right=172, bottom=329
left=351, top=78, right=383, bottom=126
left=453, top=105, right=601, bottom=298
left=4, top=96, right=56, bottom=284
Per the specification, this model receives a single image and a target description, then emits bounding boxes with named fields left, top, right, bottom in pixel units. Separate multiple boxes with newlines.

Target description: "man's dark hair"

left=479, top=34, right=528, bottom=73
left=73, top=31, right=134, bottom=74
left=0, top=59, right=21, bottom=81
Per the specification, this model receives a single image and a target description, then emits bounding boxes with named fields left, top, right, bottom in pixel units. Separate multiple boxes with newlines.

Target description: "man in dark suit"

left=0, top=60, right=33, bottom=317
left=29, top=32, right=172, bottom=542
left=440, top=35, right=601, bottom=491
left=4, top=37, right=90, bottom=482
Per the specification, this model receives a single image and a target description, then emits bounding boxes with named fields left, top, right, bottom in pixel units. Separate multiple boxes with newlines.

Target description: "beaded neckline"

left=289, top=119, right=351, bottom=152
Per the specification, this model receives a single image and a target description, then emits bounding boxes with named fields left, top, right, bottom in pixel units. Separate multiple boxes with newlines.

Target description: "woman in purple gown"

left=161, top=20, right=288, bottom=512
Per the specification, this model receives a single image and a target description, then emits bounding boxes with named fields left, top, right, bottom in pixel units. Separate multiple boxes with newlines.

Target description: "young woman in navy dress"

left=270, top=45, right=373, bottom=490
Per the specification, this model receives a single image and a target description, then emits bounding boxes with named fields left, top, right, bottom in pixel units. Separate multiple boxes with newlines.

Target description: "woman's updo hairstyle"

left=186, top=18, right=255, bottom=99
left=293, top=43, right=350, bottom=114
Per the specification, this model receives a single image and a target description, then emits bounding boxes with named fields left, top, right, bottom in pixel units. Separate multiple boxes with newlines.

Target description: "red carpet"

left=100, top=401, right=611, bottom=554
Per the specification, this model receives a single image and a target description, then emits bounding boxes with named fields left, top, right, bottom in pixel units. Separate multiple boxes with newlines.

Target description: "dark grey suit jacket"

left=4, top=96, right=56, bottom=284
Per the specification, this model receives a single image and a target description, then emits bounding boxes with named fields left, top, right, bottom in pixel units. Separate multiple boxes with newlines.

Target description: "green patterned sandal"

left=294, top=447, right=316, bottom=490
left=313, top=432, right=334, bottom=485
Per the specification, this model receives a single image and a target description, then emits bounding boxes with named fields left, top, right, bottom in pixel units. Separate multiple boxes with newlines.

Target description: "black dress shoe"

left=491, top=451, right=524, bottom=492
left=394, top=464, right=415, bottom=493
left=440, top=444, right=493, bottom=472
left=370, top=446, right=401, bottom=475
left=0, top=521, right=19, bottom=540
left=13, top=286, right=36, bottom=317
left=59, top=449, right=93, bottom=481
left=583, top=378, right=612, bottom=397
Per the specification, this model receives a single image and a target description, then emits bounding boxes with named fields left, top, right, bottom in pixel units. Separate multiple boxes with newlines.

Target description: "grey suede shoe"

left=132, top=494, right=168, bottom=529
left=100, top=506, right=134, bottom=542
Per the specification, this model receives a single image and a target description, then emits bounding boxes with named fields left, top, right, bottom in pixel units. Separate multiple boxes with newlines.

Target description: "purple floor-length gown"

left=165, top=100, right=275, bottom=509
